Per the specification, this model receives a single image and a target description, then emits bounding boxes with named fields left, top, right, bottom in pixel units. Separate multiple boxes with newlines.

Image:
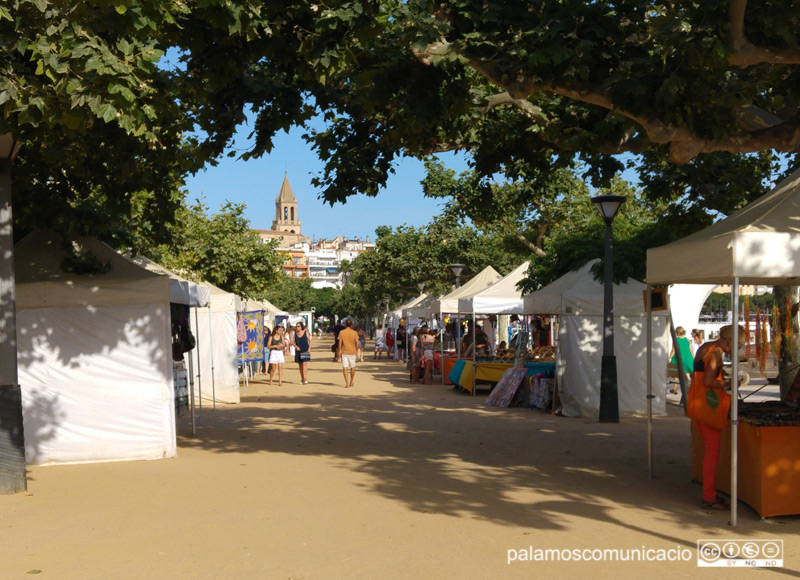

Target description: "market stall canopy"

left=523, top=260, right=654, bottom=316
left=242, top=298, right=286, bottom=314
left=429, top=266, right=502, bottom=316
left=458, top=261, right=529, bottom=314
left=127, top=254, right=210, bottom=307
left=388, top=293, right=428, bottom=327
left=393, top=293, right=427, bottom=318
left=15, top=230, right=169, bottom=309
left=404, top=293, right=437, bottom=319
left=647, top=167, right=800, bottom=286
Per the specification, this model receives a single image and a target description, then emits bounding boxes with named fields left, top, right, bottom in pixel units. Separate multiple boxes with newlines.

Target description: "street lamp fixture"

left=417, top=282, right=425, bottom=294
left=591, top=194, right=626, bottom=423
left=448, top=263, right=465, bottom=288
left=0, top=132, right=25, bottom=494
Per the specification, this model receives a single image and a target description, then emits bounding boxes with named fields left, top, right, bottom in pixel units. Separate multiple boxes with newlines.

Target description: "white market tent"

left=404, top=293, right=436, bottom=321
left=15, top=231, right=177, bottom=465
left=388, top=294, right=427, bottom=328
left=646, top=166, right=800, bottom=526
left=127, top=255, right=211, bottom=308
left=428, top=266, right=502, bottom=317
left=457, top=261, right=530, bottom=315
left=195, top=282, right=243, bottom=404
left=523, top=260, right=670, bottom=418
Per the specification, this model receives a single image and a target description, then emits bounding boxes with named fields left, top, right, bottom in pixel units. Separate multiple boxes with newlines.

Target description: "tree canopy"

left=139, top=199, right=283, bottom=298
left=296, top=1, right=798, bottom=205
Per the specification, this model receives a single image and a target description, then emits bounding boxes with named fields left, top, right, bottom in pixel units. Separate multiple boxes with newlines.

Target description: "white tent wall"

left=557, top=314, right=669, bottom=418
left=524, top=260, right=670, bottom=418
left=193, top=306, right=240, bottom=404
left=18, top=305, right=176, bottom=465
left=194, top=284, right=242, bottom=404
left=15, top=231, right=177, bottom=465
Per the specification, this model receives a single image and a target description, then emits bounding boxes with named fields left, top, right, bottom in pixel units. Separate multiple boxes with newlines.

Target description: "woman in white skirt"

left=268, top=325, right=285, bottom=386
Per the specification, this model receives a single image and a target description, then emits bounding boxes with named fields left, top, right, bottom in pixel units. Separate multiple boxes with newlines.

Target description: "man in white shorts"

left=338, top=319, right=360, bottom=388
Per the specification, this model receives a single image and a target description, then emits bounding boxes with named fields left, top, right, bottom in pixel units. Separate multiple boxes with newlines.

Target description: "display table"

left=441, top=354, right=459, bottom=385
left=448, top=360, right=556, bottom=394
left=691, top=413, right=800, bottom=518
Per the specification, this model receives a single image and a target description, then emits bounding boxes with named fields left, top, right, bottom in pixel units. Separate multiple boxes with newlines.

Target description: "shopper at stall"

left=292, top=321, right=312, bottom=385
left=267, top=325, right=285, bottom=387
left=408, top=326, right=421, bottom=383
left=668, top=326, right=695, bottom=394
left=687, top=324, right=745, bottom=510
left=396, top=323, right=407, bottom=362
left=421, top=327, right=437, bottom=384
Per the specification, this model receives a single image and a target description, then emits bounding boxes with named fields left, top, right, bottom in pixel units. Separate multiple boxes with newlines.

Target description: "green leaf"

left=95, top=102, right=117, bottom=123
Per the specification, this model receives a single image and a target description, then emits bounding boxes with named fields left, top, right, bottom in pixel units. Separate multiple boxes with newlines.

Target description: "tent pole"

left=194, top=306, right=202, bottom=424
left=646, top=284, right=653, bottom=479
left=187, top=351, right=196, bottom=436
left=240, top=350, right=247, bottom=396
left=207, top=304, right=216, bottom=409
left=731, top=280, right=740, bottom=527
left=472, top=312, right=477, bottom=397
left=440, top=315, right=445, bottom=385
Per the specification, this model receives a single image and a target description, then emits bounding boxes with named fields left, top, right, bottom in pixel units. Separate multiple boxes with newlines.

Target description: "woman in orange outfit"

left=689, top=324, right=744, bottom=510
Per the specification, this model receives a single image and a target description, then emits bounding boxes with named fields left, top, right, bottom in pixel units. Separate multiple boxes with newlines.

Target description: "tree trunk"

left=774, top=285, right=800, bottom=400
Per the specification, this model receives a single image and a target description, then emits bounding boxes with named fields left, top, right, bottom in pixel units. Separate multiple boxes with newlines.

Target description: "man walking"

left=337, top=319, right=360, bottom=388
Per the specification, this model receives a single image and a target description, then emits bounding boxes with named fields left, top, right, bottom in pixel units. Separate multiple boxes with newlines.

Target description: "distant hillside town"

left=252, top=174, right=376, bottom=288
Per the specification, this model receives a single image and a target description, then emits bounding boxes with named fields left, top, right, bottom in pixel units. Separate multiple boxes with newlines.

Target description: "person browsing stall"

left=687, top=324, right=745, bottom=511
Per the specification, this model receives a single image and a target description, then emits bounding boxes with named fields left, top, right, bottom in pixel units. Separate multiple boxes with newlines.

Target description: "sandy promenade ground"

left=2, top=337, right=798, bottom=579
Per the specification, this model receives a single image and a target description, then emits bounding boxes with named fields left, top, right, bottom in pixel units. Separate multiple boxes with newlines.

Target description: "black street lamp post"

left=591, top=194, right=626, bottom=423
left=448, top=264, right=465, bottom=288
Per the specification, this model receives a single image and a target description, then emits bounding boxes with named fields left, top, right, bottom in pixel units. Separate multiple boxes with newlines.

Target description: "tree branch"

left=481, top=91, right=544, bottom=120
left=728, top=0, right=800, bottom=67
left=469, top=58, right=800, bottom=162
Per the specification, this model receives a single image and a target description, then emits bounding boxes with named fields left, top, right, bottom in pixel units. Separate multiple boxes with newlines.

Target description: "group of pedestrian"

left=262, top=321, right=312, bottom=387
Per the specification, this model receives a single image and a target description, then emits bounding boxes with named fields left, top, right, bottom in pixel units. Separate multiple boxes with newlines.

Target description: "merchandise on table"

left=738, top=401, right=800, bottom=427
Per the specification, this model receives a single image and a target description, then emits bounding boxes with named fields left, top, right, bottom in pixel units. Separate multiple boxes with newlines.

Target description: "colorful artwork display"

left=485, top=367, right=528, bottom=408
left=237, top=310, right=264, bottom=362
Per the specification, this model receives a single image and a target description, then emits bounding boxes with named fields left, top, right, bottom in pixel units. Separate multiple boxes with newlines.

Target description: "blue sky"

left=183, top=124, right=469, bottom=241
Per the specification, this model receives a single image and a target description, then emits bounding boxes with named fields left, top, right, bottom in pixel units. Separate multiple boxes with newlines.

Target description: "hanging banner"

left=237, top=310, right=264, bottom=362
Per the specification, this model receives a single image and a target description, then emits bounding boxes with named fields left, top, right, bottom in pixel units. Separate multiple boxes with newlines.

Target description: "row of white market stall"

left=14, top=230, right=285, bottom=466
left=389, top=258, right=671, bottom=418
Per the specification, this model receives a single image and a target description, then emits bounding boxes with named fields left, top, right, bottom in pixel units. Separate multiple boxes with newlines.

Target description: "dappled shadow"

left=17, top=304, right=172, bottom=464
left=178, top=344, right=800, bottom=546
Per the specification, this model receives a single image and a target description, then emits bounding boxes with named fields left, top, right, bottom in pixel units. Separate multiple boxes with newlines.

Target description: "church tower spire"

left=271, top=172, right=301, bottom=235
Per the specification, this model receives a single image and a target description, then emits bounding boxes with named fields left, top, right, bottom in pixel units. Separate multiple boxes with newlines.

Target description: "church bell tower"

left=271, top=173, right=301, bottom=234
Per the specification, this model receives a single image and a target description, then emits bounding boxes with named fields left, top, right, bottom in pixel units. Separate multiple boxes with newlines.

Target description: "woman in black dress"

left=292, top=321, right=312, bottom=384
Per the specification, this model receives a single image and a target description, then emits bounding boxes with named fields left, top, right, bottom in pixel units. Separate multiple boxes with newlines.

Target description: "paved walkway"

left=2, top=337, right=797, bottom=579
